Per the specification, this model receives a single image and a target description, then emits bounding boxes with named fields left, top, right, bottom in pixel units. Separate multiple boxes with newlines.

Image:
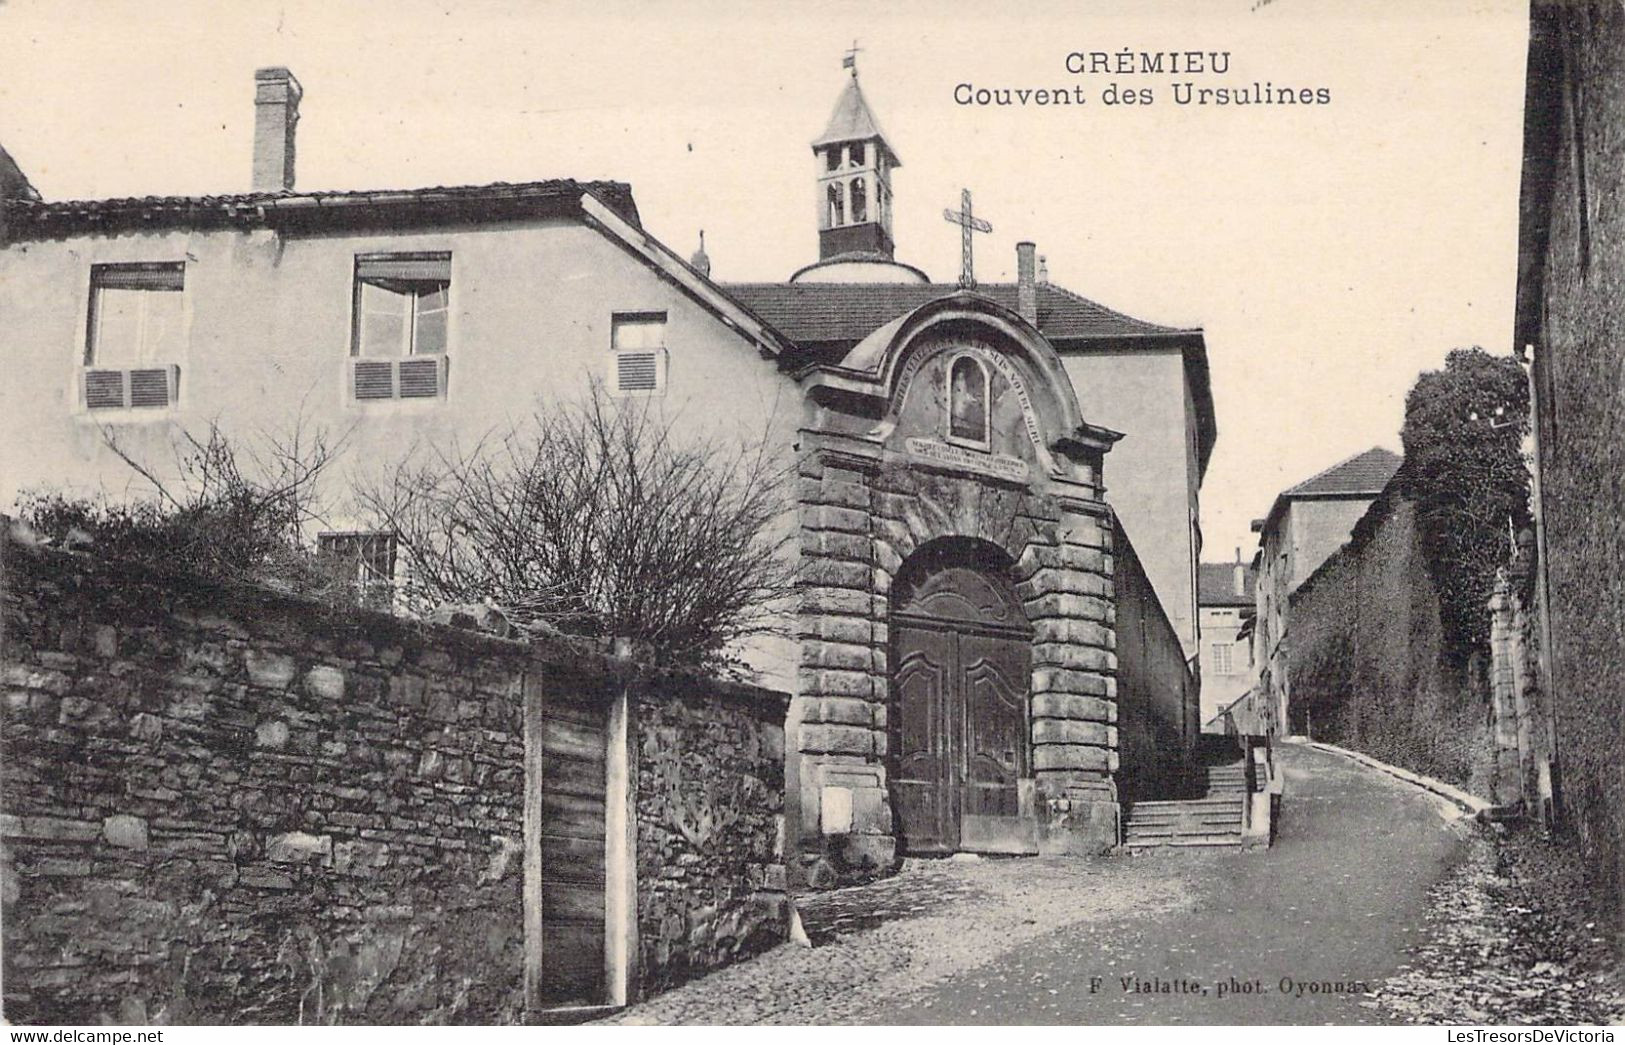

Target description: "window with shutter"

left=349, top=253, right=451, bottom=401
left=82, top=263, right=185, bottom=411
left=609, top=313, right=668, bottom=397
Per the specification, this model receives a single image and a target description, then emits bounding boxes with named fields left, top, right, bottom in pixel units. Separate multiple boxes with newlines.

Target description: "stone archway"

left=889, top=539, right=1035, bottom=855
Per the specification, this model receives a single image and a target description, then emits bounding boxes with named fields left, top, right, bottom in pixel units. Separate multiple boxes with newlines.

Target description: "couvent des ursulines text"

left=952, top=49, right=1332, bottom=108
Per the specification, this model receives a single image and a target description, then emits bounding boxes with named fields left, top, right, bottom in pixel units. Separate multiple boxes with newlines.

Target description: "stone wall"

left=1524, top=3, right=1625, bottom=942
left=633, top=687, right=786, bottom=995
left=1, top=531, right=789, bottom=1024
left=1112, top=519, right=1197, bottom=801
left=1287, top=493, right=1493, bottom=795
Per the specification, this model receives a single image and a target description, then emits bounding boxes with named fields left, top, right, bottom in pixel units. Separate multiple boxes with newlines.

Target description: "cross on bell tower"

left=943, top=188, right=992, bottom=289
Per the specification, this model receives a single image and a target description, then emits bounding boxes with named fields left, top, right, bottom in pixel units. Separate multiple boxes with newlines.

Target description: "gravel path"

left=603, top=854, right=1194, bottom=1024
left=603, top=741, right=1621, bottom=1025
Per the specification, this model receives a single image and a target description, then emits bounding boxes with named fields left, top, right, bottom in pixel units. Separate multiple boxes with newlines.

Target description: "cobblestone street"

left=602, top=852, right=1196, bottom=1024
left=603, top=743, right=1529, bottom=1024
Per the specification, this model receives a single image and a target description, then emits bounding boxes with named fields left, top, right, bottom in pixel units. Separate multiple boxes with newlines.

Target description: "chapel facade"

left=724, top=67, right=1212, bottom=876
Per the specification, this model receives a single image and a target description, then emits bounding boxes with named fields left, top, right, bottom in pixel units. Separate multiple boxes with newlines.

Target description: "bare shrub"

left=360, top=384, right=795, bottom=669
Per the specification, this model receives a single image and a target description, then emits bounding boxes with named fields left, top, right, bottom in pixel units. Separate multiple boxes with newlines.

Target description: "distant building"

left=1251, top=446, right=1402, bottom=733
left=1197, top=551, right=1255, bottom=730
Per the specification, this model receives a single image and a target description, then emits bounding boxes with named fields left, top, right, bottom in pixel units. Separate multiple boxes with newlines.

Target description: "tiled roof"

left=5, top=179, right=641, bottom=239
left=1283, top=447, right=1402, bottom=498
left=812, top=77, right=898, bottom=163
left=1198, top=562, right=1256, bottom=607
left=723, top=281, right=1198, bottom=346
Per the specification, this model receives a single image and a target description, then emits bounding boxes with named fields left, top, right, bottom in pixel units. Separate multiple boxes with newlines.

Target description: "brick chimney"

left=1233, top=547, right=1246, bottom=596
left=252, top=67, right=302, bottom=192
left=1016, top=241, right=1037, bottom=326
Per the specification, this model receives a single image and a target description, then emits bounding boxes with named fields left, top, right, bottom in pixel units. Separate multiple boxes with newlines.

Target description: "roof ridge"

left=1038, top=279, right=1199, bottom=335
left=16, top=177, right=635, bottom=210
left=1283, top=445, right=1401, bottom=497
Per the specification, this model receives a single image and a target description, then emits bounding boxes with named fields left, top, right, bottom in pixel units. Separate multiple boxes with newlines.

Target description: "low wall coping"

left=2, top=530, right=789, bottom=719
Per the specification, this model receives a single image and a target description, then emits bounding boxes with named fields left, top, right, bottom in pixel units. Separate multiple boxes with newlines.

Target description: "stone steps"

left=1121, top=762, right=1251, bottom=849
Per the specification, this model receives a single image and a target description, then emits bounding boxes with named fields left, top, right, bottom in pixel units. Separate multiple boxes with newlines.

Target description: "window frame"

left=349, top=252, right=453, bottom=360
left=944, top=352, right=993, bottom=451
left=79, top=262, right=188, bottom=415
left=317, top=531, right=399, bottom=610
left=609, top=311, right=669, bottom=398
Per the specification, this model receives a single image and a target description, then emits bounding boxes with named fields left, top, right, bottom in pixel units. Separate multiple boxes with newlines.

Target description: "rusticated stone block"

left=799, top=477, right=869, bottom=510
left=1033, top=743, right=1111, bottom=773
left=798, top=615, right=877, bottom=645
left=801, top=586, right=871, bottom=618
left=1023, top=593, right=1112, bottom=622
left=798, top=668, right=879, bottom=700
left=1032, top=719, right=1112, bottom=746
left=800, top=559, right=871, bottom=590
left=1061, top=521, right=1109, bottom=551
left=1032, top=643, right=1115, bottom=673
left=1023, top=566, right=1111, bottom=598
left=1032, top=619, right=1113, bottom=648
left=808, top=506, right=870, bottom=534
left=802, top=696, right=876, bottom=727
left=802, top=531, right=871, bottom=563
left=1031, top=668, right=1110, bottom=697
left=798, top=723, right=881, bottom=757
left=1031, top=691, right=1117, bottom=723
left=801, top=640, right=875, bottom=672
left=1023, top=543, right=1108, bottom=574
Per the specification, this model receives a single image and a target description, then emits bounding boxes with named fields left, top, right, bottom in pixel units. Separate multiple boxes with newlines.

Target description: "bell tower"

left=811, top=62, right=901, bottom=262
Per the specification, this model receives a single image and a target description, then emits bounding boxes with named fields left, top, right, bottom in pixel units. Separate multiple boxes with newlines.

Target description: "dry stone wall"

left=634, top=689, right=787, bottom=995
left=1, top=532, right=788, bottom=1024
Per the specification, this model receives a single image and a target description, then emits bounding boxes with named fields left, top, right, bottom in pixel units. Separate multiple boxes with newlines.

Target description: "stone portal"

left=791, top=293, right=1129, bottom=882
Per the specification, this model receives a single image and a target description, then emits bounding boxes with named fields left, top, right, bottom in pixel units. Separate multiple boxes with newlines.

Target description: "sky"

left=0, top=0, right=1531, bottom=560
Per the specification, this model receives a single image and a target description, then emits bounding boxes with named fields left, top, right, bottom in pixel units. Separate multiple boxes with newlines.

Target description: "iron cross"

left=943, top=188, right=992, bottom=289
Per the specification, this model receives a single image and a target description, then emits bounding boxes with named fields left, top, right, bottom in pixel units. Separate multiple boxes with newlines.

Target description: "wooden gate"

left=536, top=690, right=608, bottom=1006
left=890, top=552, right=1033, bottom=855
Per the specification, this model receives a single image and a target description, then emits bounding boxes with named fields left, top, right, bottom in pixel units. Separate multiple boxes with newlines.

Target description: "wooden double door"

left=890, top=561, right=1034, bottom=855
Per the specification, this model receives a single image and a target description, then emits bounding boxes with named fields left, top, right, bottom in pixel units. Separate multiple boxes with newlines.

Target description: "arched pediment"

left=799, top=291, right=1122, bottom=479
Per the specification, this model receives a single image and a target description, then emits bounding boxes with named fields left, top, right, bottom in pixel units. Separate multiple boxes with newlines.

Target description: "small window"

left=1212, top=644, right=1234, bottom=676
left=319, top=532, right=398, bottom=610
left=86, top=263, right=185, bottom=367
left=83, top=263, right=186, bottom=410
left=825, top=147, right=841, bottom=172
left=850, top=177, right=867, bottom=223
left=610, top=312, right=668, bottom=397
left=826, top=183, right=845, bottom=228
left=849, top=142, right=866, bottom=167
left=352, top=253, right=451, bottom=358
left=946, top=354, right=990, bottom=448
